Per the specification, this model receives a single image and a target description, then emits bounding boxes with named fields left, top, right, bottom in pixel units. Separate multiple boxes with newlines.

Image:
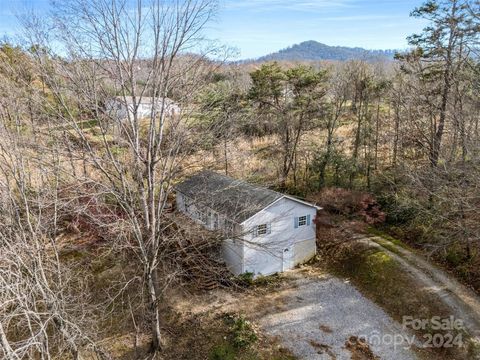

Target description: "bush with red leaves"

left=358, top=195, right=386, bottom=225
left=56, top=183, right=126, bottom=242
left=308, top=187, right=386, bottom=225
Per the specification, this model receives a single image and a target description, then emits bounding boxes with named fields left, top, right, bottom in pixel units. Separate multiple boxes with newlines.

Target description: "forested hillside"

left=1, top=0, right=480, bottom=359
left=256, top=40, right=396, bottom=62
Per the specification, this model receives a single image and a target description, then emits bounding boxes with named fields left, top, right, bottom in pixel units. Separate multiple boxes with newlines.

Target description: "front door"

left=282, top=244, right=294, bottom=271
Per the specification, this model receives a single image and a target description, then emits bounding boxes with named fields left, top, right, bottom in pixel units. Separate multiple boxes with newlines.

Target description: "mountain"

left=256, top=40, right=396, bottom=62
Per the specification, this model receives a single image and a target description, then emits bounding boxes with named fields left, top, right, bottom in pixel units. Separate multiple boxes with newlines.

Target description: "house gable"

left=241, top=197, right=317, bottom=276
left=242, top=197, right=317, bottom=244
left=240, top=195, right=320, bottom=226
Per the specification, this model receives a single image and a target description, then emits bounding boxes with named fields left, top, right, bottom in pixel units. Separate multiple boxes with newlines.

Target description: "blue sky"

left=0, top=0, right=426, bottom=59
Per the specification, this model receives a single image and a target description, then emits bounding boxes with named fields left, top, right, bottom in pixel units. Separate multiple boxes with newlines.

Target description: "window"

left=224, top=219, right=235, bottom=235
left=254, top=223, right=271, bottom=237
left=298, top=216, right=307, bottom=227
left=257, top=224, right=268, bottom=235
left=184, top=197, right=191, bottom=212
left=200, top=212, right=207, bottom=224
left=294, top=215, right=311, bottom=228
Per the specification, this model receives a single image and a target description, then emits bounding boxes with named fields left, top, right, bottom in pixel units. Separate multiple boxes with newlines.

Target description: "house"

left=175, top=171, right=320, bottom=277
left=106, top=96, right=180, bottom=120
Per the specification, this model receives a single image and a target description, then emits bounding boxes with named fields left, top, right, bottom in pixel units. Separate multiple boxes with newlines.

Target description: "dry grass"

left=161, top=308, right=296, bottom=360
left=57, top=235, right=297, bottom=360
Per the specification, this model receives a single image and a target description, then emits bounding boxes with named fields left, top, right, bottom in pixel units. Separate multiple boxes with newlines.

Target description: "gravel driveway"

left=257, top=273, right=418, bottom=360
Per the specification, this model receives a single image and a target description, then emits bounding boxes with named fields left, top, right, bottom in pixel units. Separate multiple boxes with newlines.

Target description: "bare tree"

left=0, top=103, right=108, bottom=359
left=21, top=0, right=219, bottom=354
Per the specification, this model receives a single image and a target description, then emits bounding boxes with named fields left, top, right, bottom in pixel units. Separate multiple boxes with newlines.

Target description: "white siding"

left=177, top=191, right=245, bottom=274
left=176, top=192, right=235, bottom=232
left=105, top=99, right=128, bottom=119
left=107, top=99, right=180, bottom=121
left=176, top=192, right=186, bottom=212
left=221, top=226, right=244, bottom=275
left=176, top=192, right=207, bottom=226
left=294, top=238, right=317, bottom=265
left=241, top=197, right=317, bottom=276
left=176, top=191, right=317, bottom=277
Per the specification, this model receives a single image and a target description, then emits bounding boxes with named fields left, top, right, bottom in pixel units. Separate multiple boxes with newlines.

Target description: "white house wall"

left=241, top=197, right=317, bottom=276
left=294, top=238, right=317, bottom=265
left=221, top=234, right=244, bottom=275
left=107, top=99, right=180, bottom=121
left=176, top=192, right=206, bottom=225
left=105, top=100, right=128, bottom=119
left=176, top=191, right=245, bottom=275
left=176, top=191, right=317, bottom=277
left=135, top=104, right=151, bottom=119
left=241, top=240, right=283, bottom=277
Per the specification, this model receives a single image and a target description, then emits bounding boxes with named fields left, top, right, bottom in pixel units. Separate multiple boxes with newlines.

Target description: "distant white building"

left=106, top=96, right=180, bottom=120
left=175, top=171, right=320, bottom=277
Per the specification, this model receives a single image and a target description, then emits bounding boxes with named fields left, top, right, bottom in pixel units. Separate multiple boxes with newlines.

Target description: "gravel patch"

left=258, top=274, right=418, bottom=360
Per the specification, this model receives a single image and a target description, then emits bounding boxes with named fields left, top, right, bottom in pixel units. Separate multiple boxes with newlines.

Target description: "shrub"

left=252, top=273, right=282, bottom=287
left=446, top=245, right=465, bottom=267
left=208, top=344, right=236, bottom=360
left=309, top=187, right=385, bottom=225
left=231, top=316, right=258, bottom=349
left=222, top=313, right=258, bottom=349
left=233, top=272, right=283, bottom=288
left=377, top=193, right=420, bottom=226
left=234, top=272, right=254, bottom=287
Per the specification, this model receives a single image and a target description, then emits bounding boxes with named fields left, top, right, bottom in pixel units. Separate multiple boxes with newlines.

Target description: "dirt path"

left=354, top=234, right=480, bottom=341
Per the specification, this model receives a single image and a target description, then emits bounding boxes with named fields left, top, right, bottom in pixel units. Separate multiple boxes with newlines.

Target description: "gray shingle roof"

left=175, top=171, right=283, bottom=223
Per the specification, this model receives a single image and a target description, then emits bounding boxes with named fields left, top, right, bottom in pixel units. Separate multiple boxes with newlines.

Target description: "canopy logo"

left=359, top=316, right=465, bottom=351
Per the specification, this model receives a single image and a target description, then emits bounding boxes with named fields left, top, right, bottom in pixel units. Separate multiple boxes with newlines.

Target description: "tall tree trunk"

left=393, top=102, right=400, bottom=167
left=147, top=269, right=162, bottom=353
left=224, top=135, right=228, bottom=176
left=351, top=96, right=367, bottom=188
left=374, top=102, right=380, bottom=170
left=352, top=99, right=364, bottom=161
left=430, top=71, right=450, bottom=167
left=319, top=127, right=334, bottom=188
